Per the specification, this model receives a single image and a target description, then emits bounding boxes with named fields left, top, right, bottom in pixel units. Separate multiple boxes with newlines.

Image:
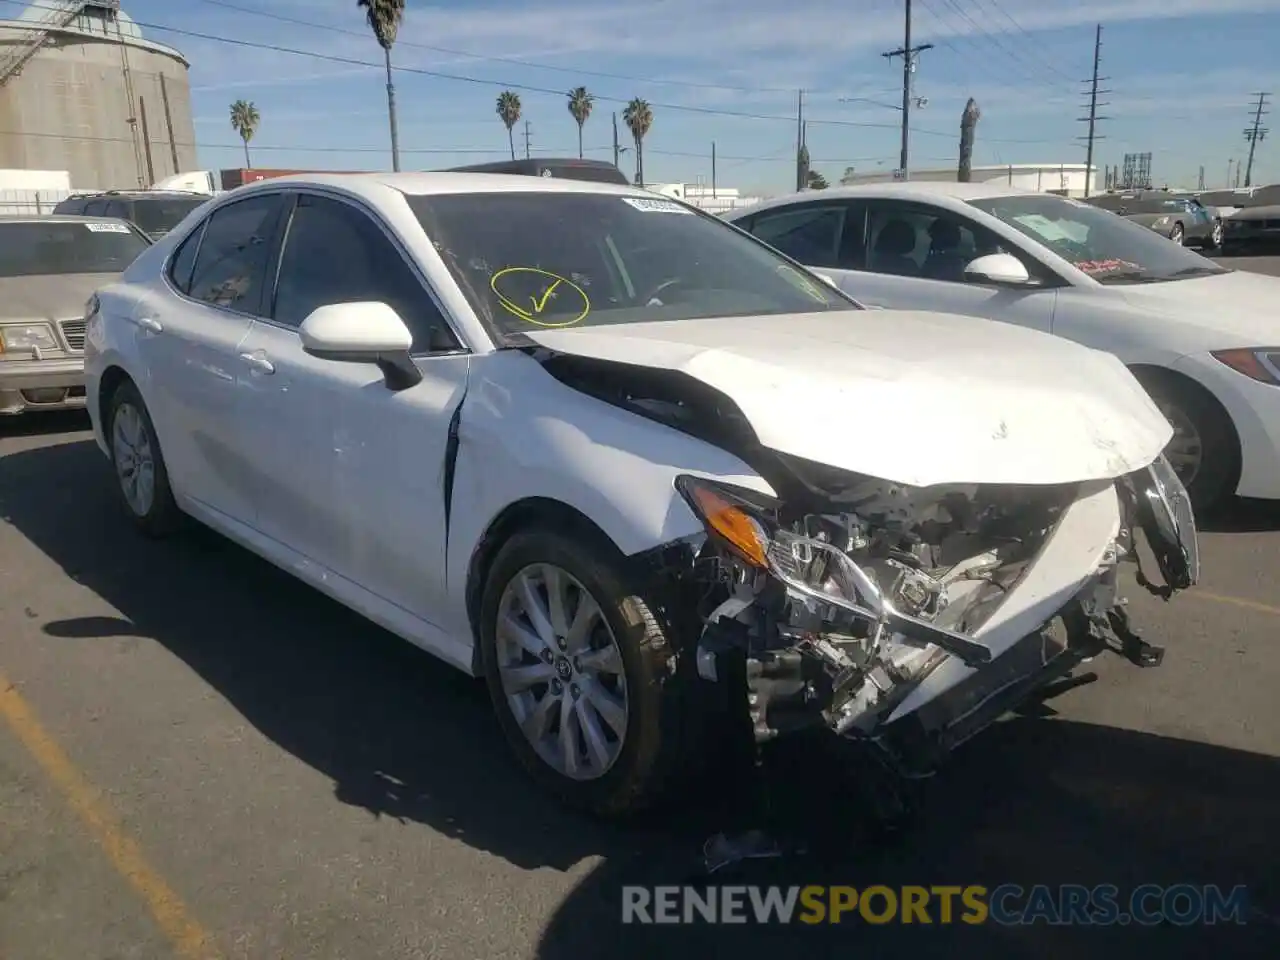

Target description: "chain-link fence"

left=0, top=189, right=73, bottom=215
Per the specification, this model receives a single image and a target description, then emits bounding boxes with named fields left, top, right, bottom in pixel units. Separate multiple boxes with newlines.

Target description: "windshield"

left=133, top=197, right=206, bottom=234
left=967, top=194, right=1228, bottom=285
left=406, top=191, right=857, bottom=341
left=0, top=220, right=149, bottom=277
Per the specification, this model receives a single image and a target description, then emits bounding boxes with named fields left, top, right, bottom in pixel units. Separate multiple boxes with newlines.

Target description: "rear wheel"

left=477, top=526, right=686, bottom=819
left=1134, top=369, right=1238, bottom=512
left=107, top=380, right=183, bottom=537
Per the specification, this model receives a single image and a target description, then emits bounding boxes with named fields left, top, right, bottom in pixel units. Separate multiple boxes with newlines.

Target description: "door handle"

left=134, top=316, right=163, bottom=333
left=239, top=352, right=275, bottom=374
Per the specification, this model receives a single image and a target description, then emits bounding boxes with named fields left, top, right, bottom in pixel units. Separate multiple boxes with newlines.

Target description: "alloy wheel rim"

left=495, top=563, right=629, bottom=781
left=111, top=402, right=156, bottom=517
left=1171, top=224, right=1184, bottom=243
left=1158, top=400, right=1202, bottom=489
left=1212, top=221, right=1223, bottom=246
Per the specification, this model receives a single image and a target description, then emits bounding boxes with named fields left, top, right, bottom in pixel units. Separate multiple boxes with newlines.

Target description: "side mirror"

left=299, top=301, right=423, bottom=391
left=814, top=272, right=839, bottom=288
left=963, top=253, right=1033, bottom=287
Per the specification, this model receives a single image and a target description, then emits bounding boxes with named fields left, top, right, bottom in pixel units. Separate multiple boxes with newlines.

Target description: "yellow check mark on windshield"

left=530, top=278, right=563, bottom=315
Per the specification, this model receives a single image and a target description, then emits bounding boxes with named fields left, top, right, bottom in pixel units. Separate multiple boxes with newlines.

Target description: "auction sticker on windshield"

left=490, top=266, right=591, bottom=327
left=1074, top=258, right=1141, bottom=275
left=85, top=222, right=131, bottom=233
left=621, top=197, right=693, bottom=214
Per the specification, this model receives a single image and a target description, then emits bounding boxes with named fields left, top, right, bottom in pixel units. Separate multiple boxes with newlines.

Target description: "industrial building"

left=837, top=162, right=1100, bottom=198
left=0, top=0, right=197, bottom=192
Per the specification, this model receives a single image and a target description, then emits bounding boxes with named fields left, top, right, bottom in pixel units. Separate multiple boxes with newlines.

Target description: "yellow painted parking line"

left=0, top=672, right=222, bottom=960
left=1194, top=591, right=1280, bottom=618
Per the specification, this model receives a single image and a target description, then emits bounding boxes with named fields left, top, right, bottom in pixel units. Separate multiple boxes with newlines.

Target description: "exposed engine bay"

left=528, top=345, right=1200, bottom=769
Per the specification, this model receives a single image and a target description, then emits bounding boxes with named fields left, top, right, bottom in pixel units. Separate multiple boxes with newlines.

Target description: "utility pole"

left=1243, top=91, right=1270, bottom=187
left=1077, top=24, right=1108, bottom=198
left=523, top=120, right=532, bottom=160
left=1198, top=165, right=1205, bottom=191
left=612, top=113, right=620, bottom=168
left=711, top=141, right=717, bottom=198
left=881, top=0, right=932, bottom=180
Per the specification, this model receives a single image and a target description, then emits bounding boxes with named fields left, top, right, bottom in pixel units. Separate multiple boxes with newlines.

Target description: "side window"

left=271, top=193, right=459, bottom=354
left=865, top=204, right=1043, bottom=284
left=104, top=200, right=130, bottom=220
left=167, top=221, right=206, bottom=295
left=83, top=199, right=109, bottom=216
left=186, top=193, right=283, bottom=314
left=747, top=204, right=845, bottom=268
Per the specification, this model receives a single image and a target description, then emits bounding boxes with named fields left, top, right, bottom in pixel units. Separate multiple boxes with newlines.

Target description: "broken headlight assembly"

left=673, top=474, right=993, bottom=668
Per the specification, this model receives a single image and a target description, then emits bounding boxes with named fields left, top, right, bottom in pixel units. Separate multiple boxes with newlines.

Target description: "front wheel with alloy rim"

left=1211, top=219, right=1224, bottom=249
left=477, top=527, right=686, bottom=819
left=1169, top=222, right=1185, bottom=245
left=107, top=380, right=183, bottom=537
left=1134, top=369, right=1239, bottom=513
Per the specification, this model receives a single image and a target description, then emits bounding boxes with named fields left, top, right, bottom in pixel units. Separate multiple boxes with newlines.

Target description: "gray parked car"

left=0, top=215, right=151, bottom=416
left=1085, top=190, right=1221, bottom=249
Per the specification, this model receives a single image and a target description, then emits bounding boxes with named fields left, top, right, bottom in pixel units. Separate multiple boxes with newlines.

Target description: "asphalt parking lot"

left=2, top=256, right=1279, bottom=959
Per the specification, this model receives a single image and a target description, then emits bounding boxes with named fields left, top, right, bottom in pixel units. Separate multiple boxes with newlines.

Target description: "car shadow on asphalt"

left=1199, top=497, right=1280, bottom=534
left=3, top=438, right=1278, bottom=959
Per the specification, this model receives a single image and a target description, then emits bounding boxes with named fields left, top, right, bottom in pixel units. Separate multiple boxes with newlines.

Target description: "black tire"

left=477, top=525, right=687, bottom=820
left=105, top=379, right=183, bottom=537
left=1134, top=368, right=1238, bottom=513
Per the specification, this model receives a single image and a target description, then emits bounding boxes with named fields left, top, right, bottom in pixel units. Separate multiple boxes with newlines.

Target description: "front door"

left=826, top=200, right=1059, bottom=335
left=235, top=191, right=471, bottom=626
left=132, top=191, right=286, bottom=527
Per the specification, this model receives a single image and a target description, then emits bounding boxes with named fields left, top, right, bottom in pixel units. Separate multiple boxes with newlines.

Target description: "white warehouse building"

left=838, top=163, right=1099, bottom=198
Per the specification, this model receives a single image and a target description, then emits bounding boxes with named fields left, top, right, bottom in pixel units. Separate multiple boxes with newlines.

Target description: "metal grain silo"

left=0, top=0, right=197, bottom=190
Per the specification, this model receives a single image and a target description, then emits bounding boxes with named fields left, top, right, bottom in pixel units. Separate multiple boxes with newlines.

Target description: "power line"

left=1, top=124, right=894, bottom=165
left=1243, top=91, right=1270, bottom=188
left=926, top=0, right=1077, bottom=94
left=0, top=0, right=1075, bottom=147
left=1076, top=24, right=1108, bottom=199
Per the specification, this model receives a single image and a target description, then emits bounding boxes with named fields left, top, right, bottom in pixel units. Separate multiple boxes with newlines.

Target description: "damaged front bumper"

left=681, top=454, right=1198, bottom=774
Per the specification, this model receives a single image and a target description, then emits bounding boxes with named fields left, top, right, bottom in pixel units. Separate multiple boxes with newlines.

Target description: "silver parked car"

left=1085, top=191, right=1221, bottom=249
left=0, top=215, right=151, bottom=416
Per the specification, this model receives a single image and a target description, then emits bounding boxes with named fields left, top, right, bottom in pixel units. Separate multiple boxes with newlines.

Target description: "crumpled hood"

left=524, top=309, right=1172, bottom=488
left=1116, top=269, right=1280, bottom=343
left=0, top=273, right=118, bottom=323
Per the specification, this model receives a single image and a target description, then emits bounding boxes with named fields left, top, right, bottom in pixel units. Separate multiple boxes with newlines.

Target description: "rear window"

left=132, top=196, right=208, bottom=234
left=0, top=220, right=150, bottom=277
left=538, top=163, right=630, bottom=185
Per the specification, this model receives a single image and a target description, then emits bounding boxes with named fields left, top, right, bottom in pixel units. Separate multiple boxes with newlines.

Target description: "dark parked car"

left=52, top=190, right=209, bottom=241
left=440, top=157, right=631, bottom=185
left=1085, top=190, right=1221, bottom=249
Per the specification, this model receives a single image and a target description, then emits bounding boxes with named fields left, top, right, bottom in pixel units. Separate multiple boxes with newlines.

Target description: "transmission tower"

left=1076, top=24, right=1109, bottom=197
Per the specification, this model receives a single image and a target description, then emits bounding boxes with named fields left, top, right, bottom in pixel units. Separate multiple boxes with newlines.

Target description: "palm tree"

left=567, top=86, right=594, bottom=159
left=357, top=0, right=405, bottom=172
left=496, top=90, right=522, bottom=161
left=229, top=99, right=259, bottom=168
left=958, top=97, right=981, bottom=183
left=622, top=97, right=652, bottom=186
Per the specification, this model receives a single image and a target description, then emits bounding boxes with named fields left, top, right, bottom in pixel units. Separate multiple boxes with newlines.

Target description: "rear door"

left=135, top=191, right=288, bottom=527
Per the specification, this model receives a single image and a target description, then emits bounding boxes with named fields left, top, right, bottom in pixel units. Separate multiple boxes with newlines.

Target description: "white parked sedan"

left=724, top=182, right=1280, bottom=510
left=82, top=173, right=1197, bottom=821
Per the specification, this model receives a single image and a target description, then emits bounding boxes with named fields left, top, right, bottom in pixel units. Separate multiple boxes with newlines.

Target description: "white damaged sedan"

left=82, top=173, right=1199, bottom=821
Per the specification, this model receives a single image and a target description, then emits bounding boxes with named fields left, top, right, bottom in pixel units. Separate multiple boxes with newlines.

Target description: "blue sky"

left=111, top=0, right=1280, bottom=193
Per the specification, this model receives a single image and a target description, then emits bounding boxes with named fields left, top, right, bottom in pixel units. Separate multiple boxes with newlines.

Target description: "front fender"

left=439, top=349, right=775, bottom=640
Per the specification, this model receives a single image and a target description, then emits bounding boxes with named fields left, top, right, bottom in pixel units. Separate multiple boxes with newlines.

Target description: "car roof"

left=226, top=170, right=659, bottom=200
left=723, top=180, right=1036, bottom=218
left=0, top=213, right=137, bottom=225
left=60, top=190, right=206, bottom=200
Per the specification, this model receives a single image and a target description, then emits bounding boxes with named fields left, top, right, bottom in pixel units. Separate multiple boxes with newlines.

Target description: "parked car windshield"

left=407, top=191, right=858, bottom=341
left=967, top=193, right=1228, bottom=284
left=0, top=220, right=149, bottom=277
left=133, top=197, right=207, bottom=235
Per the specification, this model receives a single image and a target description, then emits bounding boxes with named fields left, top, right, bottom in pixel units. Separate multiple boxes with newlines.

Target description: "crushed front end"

left=676, top=453, right=1198, bottom=773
